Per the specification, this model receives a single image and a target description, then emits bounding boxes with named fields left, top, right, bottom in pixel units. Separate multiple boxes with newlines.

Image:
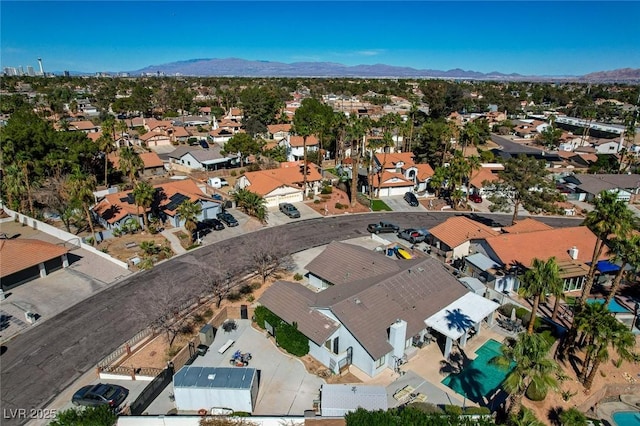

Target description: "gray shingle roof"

left=259, top=244, right=470, bottom=360
left=574, top=173, right=640, bottom=195
left=305, top=241, right=400, bottom=285
left=168, top=145, right=228, bottom=162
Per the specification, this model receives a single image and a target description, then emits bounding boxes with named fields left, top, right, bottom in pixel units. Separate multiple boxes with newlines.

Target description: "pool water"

left=441, top=339, right=514, bottom=403
left=613, top=411, right=640, bottom=426
left=586, top=298, right=630, bottom=313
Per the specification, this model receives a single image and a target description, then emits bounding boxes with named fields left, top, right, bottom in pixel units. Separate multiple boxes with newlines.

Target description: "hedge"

left=253, top=306, right=309, bottom=357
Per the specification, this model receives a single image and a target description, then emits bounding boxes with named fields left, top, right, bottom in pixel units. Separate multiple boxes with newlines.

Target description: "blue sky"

left=1, top=1, right=639, bottom=76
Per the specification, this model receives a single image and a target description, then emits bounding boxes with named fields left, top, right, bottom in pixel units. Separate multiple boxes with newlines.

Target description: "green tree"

left=1, top=163, right=27, bottom=211
left=510, top=407, right=546, bottom=426
left=96, top=131, right=114, bottom=187
left=537, top=125, right=563, bottom=148
left=176, top=200, right=201, bottom=244
left=68, top=169, right=97, bottom=245
left=375, top=131, right=396, bottom=197
left=559, top=407, right=587, bottom=426
left=239, top=86, right=283, bottom=134
left=487, top=155, right=563, bottom=224
left=490, top=333, right=559, bottom=417
left=49, top=405, right=116, bottom=426
left=519, top=257, right=561, bottom=334
left=232, top=188, right=267, bottom=223
left=294, top=98, right=330, bottom=195
left=224, top=133, right=263, bottom=168
left=605, top=235, right=640, bottom=304
left=580, top=191, right=635, bottom=304
left=346, top=116, right=368, bottom=207
left=132, top=180, right=155, bottom=231
left=118, top=147, right=144, bottom=185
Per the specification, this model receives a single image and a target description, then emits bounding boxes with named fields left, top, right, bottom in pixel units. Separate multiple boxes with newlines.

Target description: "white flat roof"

left=425, top=293, right=500, bottom=340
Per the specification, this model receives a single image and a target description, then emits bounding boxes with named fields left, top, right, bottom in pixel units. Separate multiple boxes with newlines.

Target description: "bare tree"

left=247, top=233, right=288, bottom=285
left=194, top=260, right=234, bottom=308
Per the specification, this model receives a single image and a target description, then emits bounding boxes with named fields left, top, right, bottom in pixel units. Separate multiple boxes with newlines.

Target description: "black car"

left=367, top=221, right=400, bottom=234
left=199, top=139, right=210, bottom=149
left=404, top=192, right=419, bottom=207
left=202, top=218, right=225, bottom=231
left=72, top=383, right=129, bottom=408
left=217, top=211, right=239, bottom=227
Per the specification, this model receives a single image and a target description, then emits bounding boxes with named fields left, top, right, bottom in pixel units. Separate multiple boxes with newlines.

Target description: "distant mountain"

left=130, top=58, right=639, bottom=82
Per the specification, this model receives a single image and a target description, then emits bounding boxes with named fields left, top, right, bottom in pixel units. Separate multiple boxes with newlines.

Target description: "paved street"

left=0, top=211, right=582, bottom=425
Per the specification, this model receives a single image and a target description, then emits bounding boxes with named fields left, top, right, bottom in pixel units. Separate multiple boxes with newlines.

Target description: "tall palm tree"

left=375, top=131, right=395, bottom=197
left=176, top=200, right=201, bottom=244
left=519, top=257, right=562, bottom=334
left=97, top=131, right=115, bottom=187
left=365, top=136, right=384, bottom=199
left=116, top=119, right=129, bottom=145
left=347, top=117, right=367, bottom=208
left=1, top=163, right=27, bottom=211
left=580, top=191, right=635, bottom=304
left=490, top=333, right=559, bottom=418
left=118, top=147, right=144, bottom=185
left=465, top=155, right=482, bottom=202
left=605, top=235, right=640, bottom=304
left=68, top=169, right=97, bottom=245
left=132, top=180, right=155, bottom=231
left=15, top=155, right=38, bottom=217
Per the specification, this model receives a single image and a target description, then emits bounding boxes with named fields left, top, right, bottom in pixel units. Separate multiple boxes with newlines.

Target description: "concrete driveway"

left=189, top=319, right=324, bottom=416
left=266, top=202, right=323, bottom=227
left=383, top=195, right=428, bottom=212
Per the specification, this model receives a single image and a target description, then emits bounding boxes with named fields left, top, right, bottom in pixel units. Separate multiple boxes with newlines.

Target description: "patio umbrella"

left=510, top=308, right=516, bottom=322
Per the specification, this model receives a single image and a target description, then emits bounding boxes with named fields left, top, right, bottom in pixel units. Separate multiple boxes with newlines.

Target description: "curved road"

left=0, top=212, right=581, bottom=425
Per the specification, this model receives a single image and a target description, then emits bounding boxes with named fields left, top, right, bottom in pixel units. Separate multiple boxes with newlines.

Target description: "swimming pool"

left=441, top=339, right=514, bottom=403
left=586, top=298, right=630, bottom=314
left=613, top=411, right=640, bottom=426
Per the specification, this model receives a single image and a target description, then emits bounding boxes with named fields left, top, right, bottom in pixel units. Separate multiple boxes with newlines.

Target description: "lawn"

left=370, top=199, right=392, bottom=211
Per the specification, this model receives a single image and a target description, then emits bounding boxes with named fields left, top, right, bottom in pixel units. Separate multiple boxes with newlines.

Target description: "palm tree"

left=97, top=132, right=115, bottom=187
left=580, top=191, right=635, bottom=304
left=1, top=163, right=27, bottom=211
left=115, top=119, right=129, bottom=144
left=559, top=408, right=587, bottom=426
left=176, top=200, right=201, bottom=244
left=490, top=333, right=559, bottom=418
left=605, top=235, right=640, bottom=304
left=118, top=147, right=144, bottom=185
left=131, top=180, right=155, bottom=231
left=347, top=117, right=367, bottom=208
left=232, top=188, right=267, bottom=223
left=428, top=166, right=447, bottom=198
left=519, top=257, right=562, bottom=334
left=375, top=131, right=395, bottom=197
left=68, top=169, right=97, bottom=245
left=510, top=407, right=546, bottom=426
left=365, top=136, right=384, bottom=199
left=465, top=155, right=482, bottom=202
left=16, top=155, right=37, bottom=217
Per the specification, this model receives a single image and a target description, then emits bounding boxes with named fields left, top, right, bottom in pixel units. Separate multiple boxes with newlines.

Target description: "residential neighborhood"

left=1, top=70, right=640, bottom=426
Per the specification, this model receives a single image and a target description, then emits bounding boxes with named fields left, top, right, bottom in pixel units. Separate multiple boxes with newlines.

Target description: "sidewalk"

left=161, top=229, right=187, bottom=255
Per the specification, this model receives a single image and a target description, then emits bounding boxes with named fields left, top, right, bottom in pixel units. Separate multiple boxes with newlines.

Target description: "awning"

left=425, top=293, right=500, bottom=340
left=595, top=260, right=621, bottom=274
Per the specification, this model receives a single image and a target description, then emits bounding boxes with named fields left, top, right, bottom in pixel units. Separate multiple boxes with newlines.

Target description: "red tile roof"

left=415, top=163, right=435, bottom=180
left=502, top=218, right=553, bottom=234
left=374, top=152, right=415, bottom=168
left=429, top=216, right=500, bottom=248
left=70, top=120, right=98, bottom=131
left=483, top=226, right=606, bottom=269
left=469, top=168, right=500, bottom=189
left=0, top=239, right=68, bottom=278
left=289, top=135, right=319, bottom=147
left=242, top=163, right=323, bottom=196
left=109, top=151, right=164, bottom=170
left=267, top=124, right=292, bottom=134
left=372, top=171, right=414, bottom=188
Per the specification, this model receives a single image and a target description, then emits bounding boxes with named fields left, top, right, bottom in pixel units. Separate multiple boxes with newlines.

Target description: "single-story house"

left=168, top=145, right=235, bottom=172
left=427, top=216, right=500, bottom=262
left=207, top=128, right=235, bottom=144
left=92, top=179, right=220, bottom=230
left=475, top=226, right=607, bottom=293
left=139, top=131, right=171, bottom=147
left=563, top=173, right=640, bottom=202
left=468, top=166, right=503, bottom=196
left=237, top=161, right=323, bottom=206
left=173, top=366, right=258, bottom=413
left=69, top=120, right=99, bottom=133
left=259, top=241, right=499, bottom=376
left=1, top=239, right=69, bottom=289
left=320, top=384, right=388, bottom=417
left=109, top=151, right=165, bottom=176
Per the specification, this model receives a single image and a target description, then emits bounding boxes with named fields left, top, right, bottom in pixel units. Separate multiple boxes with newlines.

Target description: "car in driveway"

left=217, top=211, right=239, bottom=227
left=72, top=383, right=129, bottom=408
left=398, top=228, right=429, bottom=244
left=404, top=192, right=419, bottom=207
left=202, top=218, right=225, bottom=230
left=279, top=203, right=301, bottom=218
left=367, top=221, right=400, bottom=234
left=469, top=193, right=483, bottom=203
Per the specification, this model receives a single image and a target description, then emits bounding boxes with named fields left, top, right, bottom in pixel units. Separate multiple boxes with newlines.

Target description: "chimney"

left=388, top=319, right=407, bottom=360
left=569, top=246, right=579, bottom=260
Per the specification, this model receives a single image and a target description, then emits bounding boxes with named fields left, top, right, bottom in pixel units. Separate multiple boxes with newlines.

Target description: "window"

left=375, top=355, right=386, bottom=368
left=324, top=339, right=331, bottom=351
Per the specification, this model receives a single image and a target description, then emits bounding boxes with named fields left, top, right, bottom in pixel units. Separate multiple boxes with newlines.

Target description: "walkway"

left=161, top=229, right=187, bottom=255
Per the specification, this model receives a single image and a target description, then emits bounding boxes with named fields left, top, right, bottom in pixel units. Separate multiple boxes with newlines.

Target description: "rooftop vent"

left=569, top=246, right=579, bottom=260
left=207, top=374, right=216, bottom=380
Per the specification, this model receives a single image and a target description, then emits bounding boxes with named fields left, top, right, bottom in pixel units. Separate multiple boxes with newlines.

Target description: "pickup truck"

left=279, top=203, right=301, bottom=218
left=367, top=221, right=399, bottom=234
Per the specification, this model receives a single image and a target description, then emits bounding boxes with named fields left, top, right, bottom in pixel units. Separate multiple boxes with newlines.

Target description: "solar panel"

left=165, top=193, right=189, bottom=211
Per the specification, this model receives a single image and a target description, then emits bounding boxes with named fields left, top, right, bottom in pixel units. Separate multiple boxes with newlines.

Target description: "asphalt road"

left=0, top=211, right=582, bottom=425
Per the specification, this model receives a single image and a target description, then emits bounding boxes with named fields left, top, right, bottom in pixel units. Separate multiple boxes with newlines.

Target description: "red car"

left=469, top=193, right=483, bottom=203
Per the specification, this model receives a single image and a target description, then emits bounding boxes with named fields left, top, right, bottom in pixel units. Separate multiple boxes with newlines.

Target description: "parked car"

left=72, top=383, right=129, bottom=408
left=404, top=192, right=419, bottom=207
left=469, top=193, right=483, bottom=203
left=217, top=211, right=238, bottom=227
left=279, top=203, right=301, bottom=218
left=398, top=228, right=429, bottom=244
left=202, top=218, right=225, bottom=231
left=367, top=221, right=400, bottom=234
left=199, top=139, right=210, bottom=149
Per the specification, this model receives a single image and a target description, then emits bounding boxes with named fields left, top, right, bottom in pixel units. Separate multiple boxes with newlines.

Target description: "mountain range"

left=129, top=58, right=640, bottom=82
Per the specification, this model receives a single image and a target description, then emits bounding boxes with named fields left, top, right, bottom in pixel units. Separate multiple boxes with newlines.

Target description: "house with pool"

left=258, top=241, right=499, bottom=378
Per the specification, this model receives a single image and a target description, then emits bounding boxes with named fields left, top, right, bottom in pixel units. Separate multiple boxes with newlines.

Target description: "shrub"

left=499, top=303, right=517, bottom=317
left=559, top=407, right=587, bottom=426
left=525, top=381, right=547, bottom=401
left=230, top=170, right=237, bottom=177
left=321, top=185, right=333, bottom=195
left=246, top=295, right=254, bottom=303
left=227, top=292, right=242, bottom=301
left=253, top=305, right=280, bottom=329
left=314, top=199, right=321, bottom=204
left=193, top=313, right=205, bottom=325
left=203, top=308, right=214, bottom=320
left=463, top=406, right=491, bottom=415
left=443, top=405, right=463, bottom=415
left=179, top=322, right=195, bottom=335
left=275, top=321, right=309, bottom=357
left=250, top=282, right=262, bottom=291
left=166, top=346, right=181, bottom=358
left=408, top=402, right=443, bottom=414
left=293, top=273, right=303, bottom=281
left=335, top=202, right=345, bottom=209
left=239, top=284, right=253, bottom=295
